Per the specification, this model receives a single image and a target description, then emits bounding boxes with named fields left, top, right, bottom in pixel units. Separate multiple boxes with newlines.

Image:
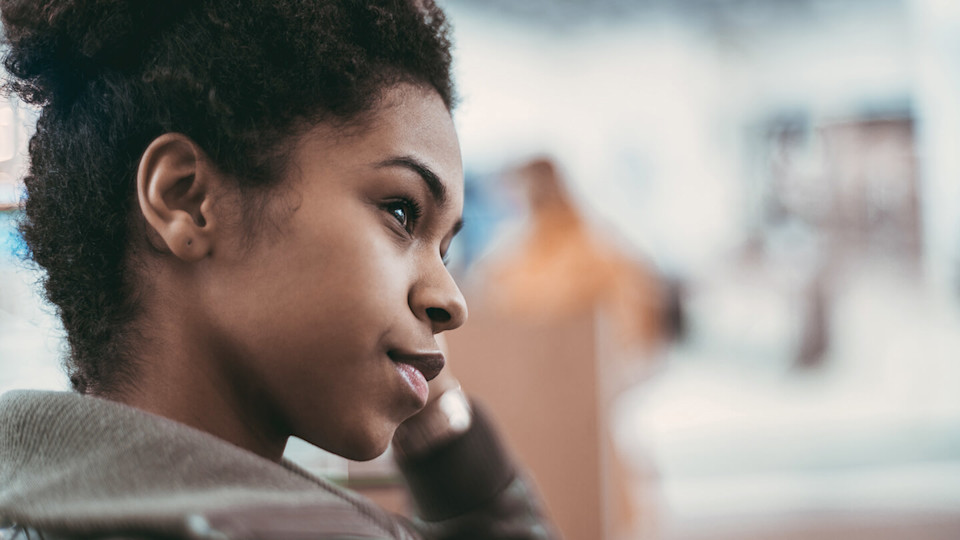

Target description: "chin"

left=309, top=427, right=395, bottom=462
left=346, top=444, right=391, bottom=462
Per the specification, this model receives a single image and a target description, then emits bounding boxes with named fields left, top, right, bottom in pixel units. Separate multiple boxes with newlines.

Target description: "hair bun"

left=1, top=0, right=191, bottom=105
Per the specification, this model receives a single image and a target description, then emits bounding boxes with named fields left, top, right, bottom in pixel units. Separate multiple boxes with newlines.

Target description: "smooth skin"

left=121, top=83, right=468, bottom=462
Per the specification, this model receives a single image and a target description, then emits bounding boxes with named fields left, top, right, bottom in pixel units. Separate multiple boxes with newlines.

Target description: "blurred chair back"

left=446, top=300, right=605, bottom=540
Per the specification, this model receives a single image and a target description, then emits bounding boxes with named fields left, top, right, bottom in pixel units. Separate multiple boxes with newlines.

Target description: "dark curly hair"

left=0, top=0, right=455, bottom=395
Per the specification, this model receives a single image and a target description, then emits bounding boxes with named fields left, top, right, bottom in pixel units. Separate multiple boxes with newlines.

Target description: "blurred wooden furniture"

left=446, top=301, right=607, bottom=540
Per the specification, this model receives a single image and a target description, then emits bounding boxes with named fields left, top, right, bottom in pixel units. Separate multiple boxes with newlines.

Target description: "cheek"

left=213, top=202, right=415, bottom=353
left=282, top=226, right=411, bottom=332
left=324, top=240, right=411, bottom=318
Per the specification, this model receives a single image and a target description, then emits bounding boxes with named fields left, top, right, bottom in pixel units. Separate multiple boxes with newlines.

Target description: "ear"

left=136, top=133, right=219, bottom=262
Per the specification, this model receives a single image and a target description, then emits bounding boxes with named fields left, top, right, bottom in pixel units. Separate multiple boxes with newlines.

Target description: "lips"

left=387, top=350, right=446, bottom=382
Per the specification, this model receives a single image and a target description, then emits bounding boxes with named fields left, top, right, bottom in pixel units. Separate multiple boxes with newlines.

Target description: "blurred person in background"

left=469, top=156, right=670, bottom=539
left=482, top=157, right=668, bottom=378
left=0, top=1, right=556, bottom=538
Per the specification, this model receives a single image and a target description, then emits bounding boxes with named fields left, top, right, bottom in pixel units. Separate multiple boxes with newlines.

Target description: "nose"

left=409, top=259, right=468, bottom=334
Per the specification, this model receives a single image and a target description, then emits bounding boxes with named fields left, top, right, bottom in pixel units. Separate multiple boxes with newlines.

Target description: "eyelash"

left=382, top=196, right=453, bottom=265
left=383, top=197, right=423, bottom=233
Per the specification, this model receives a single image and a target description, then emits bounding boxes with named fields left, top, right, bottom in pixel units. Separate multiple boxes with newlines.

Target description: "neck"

left=110, top=292, right=289, bottom=462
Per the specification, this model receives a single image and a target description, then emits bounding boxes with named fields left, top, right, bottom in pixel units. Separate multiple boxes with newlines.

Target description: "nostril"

left=425, top=307, right=451, bottom=323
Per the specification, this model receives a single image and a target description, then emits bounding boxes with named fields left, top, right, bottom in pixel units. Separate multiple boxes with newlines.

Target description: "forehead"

left=291, top=84, right=464, bottom=207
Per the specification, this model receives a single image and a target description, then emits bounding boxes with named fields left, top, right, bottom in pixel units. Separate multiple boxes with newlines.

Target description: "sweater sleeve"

left=396, top=403, right=558, bottom=540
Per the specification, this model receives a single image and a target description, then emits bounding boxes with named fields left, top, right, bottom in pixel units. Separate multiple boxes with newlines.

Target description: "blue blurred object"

left=0, top=210, right=26, bottom=262
left=446, top=171, right=512, bottom=276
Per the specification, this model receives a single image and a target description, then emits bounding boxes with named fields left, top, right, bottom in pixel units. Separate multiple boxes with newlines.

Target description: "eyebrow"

left=375, top=155, right=447, bottom=207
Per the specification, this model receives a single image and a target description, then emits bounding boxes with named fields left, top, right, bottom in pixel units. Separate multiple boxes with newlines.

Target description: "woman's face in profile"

left=201, top=83, right=467, bottom=460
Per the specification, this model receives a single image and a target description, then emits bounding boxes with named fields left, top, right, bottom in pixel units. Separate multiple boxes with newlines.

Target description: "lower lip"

left=395, top=362, right=429, bottom=405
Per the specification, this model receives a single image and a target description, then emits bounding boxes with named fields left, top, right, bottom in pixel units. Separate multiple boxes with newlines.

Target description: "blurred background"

left=3, top=0, right=960, bottom=538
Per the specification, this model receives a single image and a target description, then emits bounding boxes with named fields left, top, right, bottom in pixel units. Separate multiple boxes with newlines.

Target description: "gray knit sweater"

left=0, top=390, right=554, bottom=539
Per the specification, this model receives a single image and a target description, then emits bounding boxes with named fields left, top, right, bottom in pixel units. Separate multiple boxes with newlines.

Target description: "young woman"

left=0, top=1, right=554, bottom=538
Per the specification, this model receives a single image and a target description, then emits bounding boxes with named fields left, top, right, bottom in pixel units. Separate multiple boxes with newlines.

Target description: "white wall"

left=445, top=1, right=923, bottom=276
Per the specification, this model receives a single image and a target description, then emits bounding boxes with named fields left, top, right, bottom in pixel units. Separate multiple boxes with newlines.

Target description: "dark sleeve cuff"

left=397, top=401, right=516, bottom=522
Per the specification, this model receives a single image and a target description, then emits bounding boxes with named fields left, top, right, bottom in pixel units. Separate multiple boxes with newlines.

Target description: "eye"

left=388, top=203, right=407, bottom=226
left=383, top=197, right=422, bottom=233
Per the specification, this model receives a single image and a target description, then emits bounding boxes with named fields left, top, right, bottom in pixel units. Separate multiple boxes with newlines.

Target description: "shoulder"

left=185, top=504, right=420, bottom=540
left=0, top=391, right=419, bottom=540
left=1, top=500, right=420, bottom=540
left=2, top=509, right=419, bottom=540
